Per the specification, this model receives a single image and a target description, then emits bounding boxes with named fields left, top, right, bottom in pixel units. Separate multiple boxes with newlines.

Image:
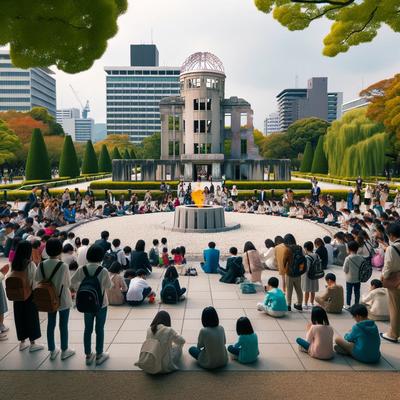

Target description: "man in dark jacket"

left=219, top=247, right=245, bottom=284
left=94, top=231, right=111, bottom=253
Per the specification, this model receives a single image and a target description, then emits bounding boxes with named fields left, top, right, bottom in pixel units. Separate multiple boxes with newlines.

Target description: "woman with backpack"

left=71, top=244, right=112, bottom=366
left=136, top=311, right=185, bottom=374
left=8, top=240, right=44, bottom=352
left=243, top=241, right=263, bottom=283
left=107, top=261, right=128, bottom=306
left=161, top=266, right=186, bottom=304
left=302, top=242, right=321, bottom=310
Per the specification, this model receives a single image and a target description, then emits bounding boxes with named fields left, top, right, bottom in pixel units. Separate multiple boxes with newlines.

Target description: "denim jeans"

left=296, top=338, right=310, bottom=351
left=227, top=344, right=240, bottom=356
left=346, top=282, right=361, bottom=306
left=189, top=346, right=201, bottom=360
left=47, top=308, right=70, bottom=352
left=84, top=306, right=107, bottom=356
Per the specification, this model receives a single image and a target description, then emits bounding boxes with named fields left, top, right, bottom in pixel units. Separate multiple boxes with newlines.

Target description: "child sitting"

left=126, top=269, right=156, bottom=306
left=315, top=273, right=344, bottom=314
left=161, top=247, right=170, bottom=267
left=334, top=304, right=381, bottom=364
left=296, top=306, right=334, bottom=360
left=161, top=266, right=186, bottom=303
left=361, top=279, right=389, bottom=321
left=149, top=239, right=160, bottom=267
left=123, top=269, right=137, bottom=290
left=257, top=277, right=288, bottom=318
left=227, top=317, right=259, bottom=364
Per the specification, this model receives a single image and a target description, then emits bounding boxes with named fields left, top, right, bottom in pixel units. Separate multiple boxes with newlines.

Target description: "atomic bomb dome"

left=181, top=52, right=225, bottom=75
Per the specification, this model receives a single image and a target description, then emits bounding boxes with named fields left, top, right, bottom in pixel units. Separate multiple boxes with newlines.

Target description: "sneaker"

left=0, top=324, right=9, bottom=333
left=61, top=348, right=76, bottom=360
left=343, top=306, right=351, bottom=311
left=50, top=348, right=60, bottom=360
left=380, top=333, right=399, bottom=343
left=293, top=304, right=303, bottom=311
left=29, top=343, right=44, bottom=353
left=0, top=332, right=8, bottom=341
left=302, top=304, right=308, bottom=310
left=95, top=352, right=109, bottom=366
left=287, top=305, right=292, bottom=312
left=19, top=342, right=29, bottom=351
left=85, top=353, right=96, bottom=366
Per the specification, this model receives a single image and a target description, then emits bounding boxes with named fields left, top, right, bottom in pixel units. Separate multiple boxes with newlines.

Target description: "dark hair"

left=101, top=231, right=109, bottom=240
left=67, top=232, right=75, bottom=239
left=323, top=236, right=332, bottom=244
left=244, top=241, right=256, bottom=252
left=303, top=241, right=314, bottom=252
left=283, top=234, right=296, bottom=246
left=124, top=269, right=137, bottom=279
left=82, top=238, right=90, bottom=246
left=180, top=246, right=186, bottom=257
left=153, top=239, right=159, bottom=246
left=161, top=237, right=167, bottom=245
left=150, top=310, right=171, bottom=334
left=387, top=223, right=400, bottom=239
left=62, top=243, right=74, bottom=253
left=135, top=240, right=145, bottom=252
left=112, top=238, right=121, bottom=247
left=164, top=266, right=179, bottom=280
left=46, top=238, right=63, bottom=257
left=75, top=237, right=81, bottom=247
left=201, top=306, right=219, bottom=328
left=69, top=261, right=79, bottom=271
left=274, top=236, right=284, bottom=245
left=32, top=240, right=41, bottom=249
left=11, top=241, right=32, bottom=272
left=325, top=273, right=336, bottom=282
left=347, top=240, right=359, bottom=252
left=229, top=247, right=238, bottom=255
left=370, top=279, right=383, bottom=289
left=109, top=261, right=123, bottom=274
left=349, top=304, right=368, bottom=318
left=236, top=317, right=254, bottom=335
left=123, top=246, right=131, bottom=254
left=314, top=238, right=324, bottom=248
left=162, top=247, right=168, bottom=254
left=208, top=241, right=216, bottom=249
left=268, top=277, right=279, bottom=288
left=265, top=239, right=275, bottom=249
left=136, top=268, right=147, bottom=277
left=86, top=244, right=105, bottom=263
left=311, top=306, right=330, bottom=325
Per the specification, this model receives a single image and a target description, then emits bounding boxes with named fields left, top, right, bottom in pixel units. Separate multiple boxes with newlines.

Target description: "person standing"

left=343, top=241, right=363, bottom=308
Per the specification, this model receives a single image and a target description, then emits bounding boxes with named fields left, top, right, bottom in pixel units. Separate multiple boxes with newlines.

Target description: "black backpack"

left=161, top=281, right=178, bottom=304
left=287, top=246, right=307, bottom=277
left=102, top=250, right=121, bottom=270
left=306, top=254, right=325, bottom=280
left=359, top=258, right=373, bottom=283
left=76, top=266, right=104, bottom=314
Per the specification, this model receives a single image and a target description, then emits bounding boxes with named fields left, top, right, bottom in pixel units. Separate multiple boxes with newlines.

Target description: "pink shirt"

left=306, top=325, right=334, bottom=360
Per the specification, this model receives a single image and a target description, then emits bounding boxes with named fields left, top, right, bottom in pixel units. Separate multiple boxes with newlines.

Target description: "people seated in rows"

left=126, top=269, right=155, bottom=306
left=130, top=240, right=152, bottom=274
left=201, top=242, right=220, bottom=274
left=315, top=273, right=344, bottom=314
left=107, top=261, right=128, bottom=306
left=161, top=266, right=186, bottom=303
left=243, top=241, right=263, bottom=283
left=257, top=277, right=287, bottom=317
left=219, top=247, right=245, bottom=284
left=361, top=279, right=389, bottom=321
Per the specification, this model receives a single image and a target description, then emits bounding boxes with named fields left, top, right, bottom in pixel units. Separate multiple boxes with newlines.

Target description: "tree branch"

left=291, top=0, right=355, bottom=5
left=343, top=6, right=378, bottom=42
left=307, top=5, right=344, bottom=21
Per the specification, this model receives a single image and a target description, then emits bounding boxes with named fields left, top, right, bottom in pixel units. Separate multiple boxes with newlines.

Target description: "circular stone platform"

left=71, top=213, right=336, bottom=259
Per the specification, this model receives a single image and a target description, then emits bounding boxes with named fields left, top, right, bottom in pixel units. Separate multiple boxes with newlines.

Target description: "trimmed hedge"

left=25, top=128, right=51, bottom=180
left=0, top=183, right=21, bottom=190
left=224, top=181, right=312, bottom=190
left=89, top=180, right=179, bottom=190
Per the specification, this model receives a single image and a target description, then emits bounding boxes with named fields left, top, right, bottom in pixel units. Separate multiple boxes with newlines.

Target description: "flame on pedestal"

left=191, top=189, right=205, bottom=208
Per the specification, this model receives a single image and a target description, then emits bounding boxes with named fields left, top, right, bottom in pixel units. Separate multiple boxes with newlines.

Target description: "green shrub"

left=59, top=135, right=80, bottom=178
left=300, top=142, right=314, bottom=173
left=25, top=128, right=51, bottom=180
left=111, top=147, right=122, bottom=160
left=89, top=180, right=179, bottom=190
left=98, top=145, right=112, bottom=173
left=81, top=141, right=98, bottom=174
left=311, top=136, right=328, bottom=174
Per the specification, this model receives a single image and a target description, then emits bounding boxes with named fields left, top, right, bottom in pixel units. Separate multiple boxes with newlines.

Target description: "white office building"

left=57, top=108, right=94, bottom=142
left=56, top=108, right=80, bottom=123
left=264, top=112, right=280, bottom=135
left=342, top=97, right=370, bottom=114
left=0, top=50, right=56, bottom=117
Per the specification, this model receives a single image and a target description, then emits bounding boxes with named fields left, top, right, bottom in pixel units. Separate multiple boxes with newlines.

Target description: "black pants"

left=13, top=295, right=41, bottom=342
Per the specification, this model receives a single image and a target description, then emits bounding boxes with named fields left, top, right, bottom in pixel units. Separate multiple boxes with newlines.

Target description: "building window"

left=168, top=141, right=180, bottom=156
left=200, top=120, right=206, bottom=133
left=240, top=113, right=248, bottom=128
left=206, top=78, right=218, bottom=89
left=188, top=78, right=201, bottom=88
left=194, top=98, right=211, bottom=110
left=241, top=139, right=247, bottom=155
left=207, top=120, right=212, bottom=133
left=224, top=113, right=231, bottom=129
left=194, top=120, right=199, bottom=133
left=194, top=99, right=199, bottom=110
left=168, top=115, right=180, bottom=131
left=207, top=99, right=212, bottom=110
left=194, top=120, right=206, bottom=133
left=193, top=143, right=211, bottom=154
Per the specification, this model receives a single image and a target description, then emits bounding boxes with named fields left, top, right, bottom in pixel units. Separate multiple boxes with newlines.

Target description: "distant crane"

left=69, top=84, right=90, bottom=119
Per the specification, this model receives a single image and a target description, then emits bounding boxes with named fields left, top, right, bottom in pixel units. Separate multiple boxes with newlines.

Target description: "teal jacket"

left=264, top=288, right=288, bottom=312
left=236, top=333, right=259, bottom=364
left=344, top=319, right=381, bottom=363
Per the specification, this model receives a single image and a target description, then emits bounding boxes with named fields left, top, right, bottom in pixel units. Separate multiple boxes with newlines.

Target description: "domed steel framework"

left=181, top=52, right=225, bottom=74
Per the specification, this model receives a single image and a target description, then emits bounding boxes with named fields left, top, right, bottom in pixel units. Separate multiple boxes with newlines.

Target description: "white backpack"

left=135, top=338, right=162, bottom=374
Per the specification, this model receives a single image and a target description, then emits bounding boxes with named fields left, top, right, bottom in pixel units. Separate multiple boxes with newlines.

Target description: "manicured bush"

left=59, top=135, right=80, bottom=178
left=299, top=142, right=314, bottom=173
left=130, top=148, right=136, bottom=159
left=25, top=128, right=51, bottom=180
left=123, top=149, right=131, bottom=159
left=81, top=140, right=98, bottom=174
left=224, top=181, right=312, bottom=190
left=111, top=146, right=122, bottom=160
left=89, top=180, right=179, bottom=190
left=311, top=135, right=328, bottom=174
left=98, top=144, right=112, bottom=173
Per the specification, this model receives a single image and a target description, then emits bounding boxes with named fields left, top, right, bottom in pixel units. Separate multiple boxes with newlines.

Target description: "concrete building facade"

left=0, top=50, right=56, bottom=117
left=264, top=112, right=280, bottom=135
left=57, top=108, right=94, bottom=142
left=342, top=97, right=369, bottom=114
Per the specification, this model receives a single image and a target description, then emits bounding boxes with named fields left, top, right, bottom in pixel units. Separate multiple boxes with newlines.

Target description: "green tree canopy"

left=59, top=135, right=80, bottom=178
left=0, top=0, right=128, bottom=73
left=254, top=1, right=400, bottom=57
left=324, top=109, right=386, bottom=177
left=111, top=146, right=122, bottom=160
left=259, top=133, right=293, bottom=159
left=130, top=148, right=136, bottom=159
left=142, top=132, right=161, bottom=159
left=25, top=128, right=51, bottom=180
left=29, top=107, right=54, bottom=124
left=311, top=135, right=328, bottom=174
left=299, top=142, right=314, bottom=173
left=98, top=144, right=112, bottom=172
left=81, top=140, right=98, bottom=174
left=123, top=148, right=131, bottom=159
left=0, top=120, right=22, bottom=165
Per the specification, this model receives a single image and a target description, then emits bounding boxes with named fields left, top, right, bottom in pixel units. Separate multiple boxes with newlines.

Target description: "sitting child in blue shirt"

left=257, top=277, right=288, bottom=317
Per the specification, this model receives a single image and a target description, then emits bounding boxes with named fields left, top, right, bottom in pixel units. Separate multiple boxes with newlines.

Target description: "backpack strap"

left=391, top=244, right=400, bottom=258
left=94, top=266, right=103, bottom=278
left=49, top=262, right=63, bottom=281
left=83, top=266, right=89, bottom=277
left=39, top=262, right=45, bottom=280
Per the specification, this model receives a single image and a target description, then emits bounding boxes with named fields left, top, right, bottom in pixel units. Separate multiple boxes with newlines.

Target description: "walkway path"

left=291, top=177, right=350, bottom=191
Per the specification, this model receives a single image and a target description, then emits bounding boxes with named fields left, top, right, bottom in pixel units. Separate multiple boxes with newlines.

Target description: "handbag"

left=382, top=246, right=400, bottom=289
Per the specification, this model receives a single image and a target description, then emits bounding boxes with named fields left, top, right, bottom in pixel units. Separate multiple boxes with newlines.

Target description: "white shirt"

left=126, top=277, right=150, bottom=302
left=325, top=243, right=334, bottom=265
left=77, top=245, right=89, bottom=266
left=111, top=246, right=127, bottom=267
left=63, top=238, right=76, bottom=251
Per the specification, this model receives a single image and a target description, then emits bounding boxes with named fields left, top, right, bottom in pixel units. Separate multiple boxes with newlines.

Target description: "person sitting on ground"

left=257, top=277, right=288, bottom=318
left=123, top=246, right=132, bottom=265
left=263, top=239, right=277, bottom=270
left=94, top=231, right=111, bottom=253
left=107, top=261, right=128, bottom=306
left=161, top=266, right=186, bottom=303
left=332, top=232, right=347, bottom=266
left=136, top=311, right=185, bottom=374
left=315, top=273, right=344, bottom=314
left=296, top=306, right=334, bottom=360
left=123, top=269, right=136, bottom=289
left=173, top=247, right=184, bottom=266
left=219, top=247, right=245, bottom=284
left=161, top=247, right=170, bottom=267
left=188, top=307, right=228, bottom=369
left=334, top=304, right=381, bottom=364
left=361, top=279, right=389, bottom=321
left=243, top=241, right=263, bottom=283
left=227, top=317, right=259, bottom=364
left=130, top=240, right=152, bottom=274
left=126, top=269, right=155, bottom=306
left=201, top=242, right=220, bottom=274
left=149, top=239, right=160, bottom=267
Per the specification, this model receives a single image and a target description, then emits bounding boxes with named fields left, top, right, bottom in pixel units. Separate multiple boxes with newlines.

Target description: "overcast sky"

left=53, top=0, right=400, bottom=130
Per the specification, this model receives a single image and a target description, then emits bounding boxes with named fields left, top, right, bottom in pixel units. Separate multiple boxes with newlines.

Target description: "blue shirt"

left=235, top=333, right=259, bottom=364
left=203, top=248, right=220, bottom=273
left=264, top=288, right=288, bottom=312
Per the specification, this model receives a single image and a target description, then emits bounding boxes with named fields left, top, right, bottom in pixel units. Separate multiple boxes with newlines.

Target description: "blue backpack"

left=76, top=266, right=103, bottom=314
left=161, top=281, right=178, bottom=304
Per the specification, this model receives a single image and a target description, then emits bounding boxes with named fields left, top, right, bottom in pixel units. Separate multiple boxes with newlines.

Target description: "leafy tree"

left=94, top=134, right=136, bottom=154
left=254, top=1, right=399, bottom=57
left=29, top=107, right=54, bottom=124
left=81, top=140, right=98, bottom=174
left=260, top=133, right=293, bottom=159
left=59, top=135, right=80, bottom=178
left=311, top=135, right=328, bottom=174
left=111, top=146, right=122, bottom=160
left=130, top=148, right=136, bottom=159
left=142, top=132, right=161, bottom=159
left=300, top=142, right=314, bottom=173
left=0, top=0, right=128, bottom=73
left=44, top=136, right=65, bottom=166
left=0, top=120, right=21, bottom=165
left=98, top=144, right=112, bottom=172
left=123, top=148, right=131, bottom=159
left=324, top=109, right=386, bottom=177
left=25, top=128, right=51, bottom=180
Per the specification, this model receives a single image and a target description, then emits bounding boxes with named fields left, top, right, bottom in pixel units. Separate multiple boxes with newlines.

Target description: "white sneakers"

left=61, top=348, right=76, bottom=360
left=85, top=353, right=96, bottom=366
left=0, top=332, right=8, bottom=341
left=29, top=343, right=44, bottom=352
left=19, top=342, right=30, bottom=351
left=0, top=324, right=9, bottom=333
left=95, top=352, right=109, bottom=366
left=50, top=348, right=60, bottom=360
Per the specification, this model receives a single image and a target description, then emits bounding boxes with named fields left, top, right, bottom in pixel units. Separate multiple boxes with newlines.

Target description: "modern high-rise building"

left=263, top=112, right=280, bottom=135
left=0, top=50, right=56, bottom=117
left=56, top=108, right=80, bottom=123
left=105, top=44, right=180, bottom=144
left=276, top=77, right=342, bottom=131
left=342, top=97, right=369, bottom=114
left=57, top=108, right=94, bottom=142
